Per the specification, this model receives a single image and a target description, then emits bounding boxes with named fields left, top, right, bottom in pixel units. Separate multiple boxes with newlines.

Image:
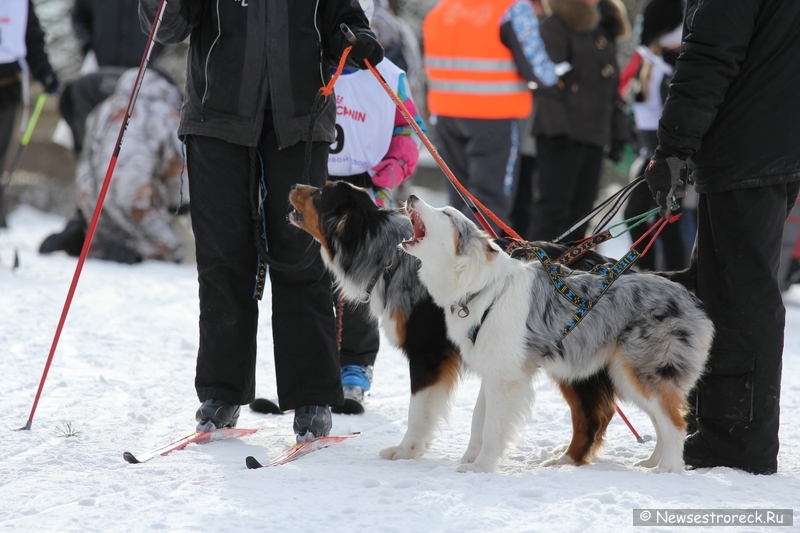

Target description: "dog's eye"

left=311, top=189, right=322, bottom=198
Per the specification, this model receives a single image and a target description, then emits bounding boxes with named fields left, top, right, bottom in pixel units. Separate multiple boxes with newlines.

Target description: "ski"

left=123, top=427, right=259, bottom=464
left=245, top=432, right=360, bottom=469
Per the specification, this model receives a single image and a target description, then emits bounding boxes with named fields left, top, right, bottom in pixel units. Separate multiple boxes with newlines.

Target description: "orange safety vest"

left=424, top=0, right=531, bottom=120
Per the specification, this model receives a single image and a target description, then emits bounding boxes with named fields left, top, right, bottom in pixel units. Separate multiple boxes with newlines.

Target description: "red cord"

left=363, top=59, right=522, bottom=241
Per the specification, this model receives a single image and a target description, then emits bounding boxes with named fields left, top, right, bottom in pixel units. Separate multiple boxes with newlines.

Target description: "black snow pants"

left=187, top=111, right=343, bottom=411
left=529, top=135, right=604, bottom=243
left=692, top=180, right=800, bottom=473
left=435, top=116, right=519, bottom=230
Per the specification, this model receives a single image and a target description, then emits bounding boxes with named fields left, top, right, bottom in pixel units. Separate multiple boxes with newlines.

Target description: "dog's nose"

left=407, top=195, right=418, bottom=205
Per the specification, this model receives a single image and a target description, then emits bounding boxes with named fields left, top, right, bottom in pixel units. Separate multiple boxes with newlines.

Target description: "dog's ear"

left=338, top=203, right=370, bottom=243
left=451, top=211, right=499, bottom=260
left=451, top=212, right=478, bottom=255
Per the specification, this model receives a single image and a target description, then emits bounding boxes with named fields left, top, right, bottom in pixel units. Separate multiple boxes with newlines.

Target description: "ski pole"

left=1, top=93, right=47, bottom=190
left=16, top=0, right=168, bottom=431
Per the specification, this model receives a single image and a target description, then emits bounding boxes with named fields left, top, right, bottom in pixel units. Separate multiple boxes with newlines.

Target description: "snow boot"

left=38, top=215, right=87, bottom=256
left=196, top=399, right=241, bottom=431
left=331, top=365, right=373, bottom=415
left=293, top=405, right=332, bottom=442
left=249, top=398, right=283, bottom=415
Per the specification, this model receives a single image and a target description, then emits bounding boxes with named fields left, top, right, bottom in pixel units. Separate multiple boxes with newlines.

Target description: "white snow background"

left=2, top=196, right=799, bottom=533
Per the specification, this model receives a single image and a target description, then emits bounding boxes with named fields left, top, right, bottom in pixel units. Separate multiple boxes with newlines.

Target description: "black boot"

left=196, top=399, right=241, bottom=431
left=39, top=215, right=88, bottom=256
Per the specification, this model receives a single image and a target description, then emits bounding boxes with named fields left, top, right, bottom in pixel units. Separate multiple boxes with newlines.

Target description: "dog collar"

left=359, top=259, right=398, bottom=304
left=450, top=291, right=482, bottom=318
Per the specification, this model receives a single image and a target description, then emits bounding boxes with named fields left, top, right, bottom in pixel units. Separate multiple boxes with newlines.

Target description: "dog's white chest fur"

left=441, top=272, right=532, bottom=379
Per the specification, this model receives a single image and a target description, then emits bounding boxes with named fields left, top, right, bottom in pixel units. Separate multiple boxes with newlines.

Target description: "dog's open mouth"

left=403, top=206, right=426, bottom=247
left=289, top=206, right=305, bottom=224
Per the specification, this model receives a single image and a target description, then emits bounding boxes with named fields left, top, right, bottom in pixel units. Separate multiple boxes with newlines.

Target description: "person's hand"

left=38, top=68, right=60, bottom=95
left=371, top=135, right=419, bottom=188
left=348, top=32, right=384, bottom=69
left=644, top=147, right=688, bottom=218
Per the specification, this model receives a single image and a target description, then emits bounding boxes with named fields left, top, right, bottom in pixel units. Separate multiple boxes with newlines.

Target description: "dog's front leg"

left=460, top=382, right=486, bottom=464
left=456, top=377, right=532, bottom=473
left=380, top=382, right=451, bottom=461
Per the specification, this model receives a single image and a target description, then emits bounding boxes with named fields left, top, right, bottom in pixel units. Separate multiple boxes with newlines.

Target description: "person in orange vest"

left=423, top=0, right=567, bottom=230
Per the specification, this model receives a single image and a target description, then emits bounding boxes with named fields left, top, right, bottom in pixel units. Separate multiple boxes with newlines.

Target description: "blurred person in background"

left=620, top=0, right=687, bottom=271
left=72, top=0, right=163, bottom=70
left=39, top=69, right=186, bottom=263
left=0, top=1, right=60, bottom=228
left=71, top=69, right=187, bottom=264
left=424, top=0, right=563, bottom=232
left=529, top=0, right=630, bottom=243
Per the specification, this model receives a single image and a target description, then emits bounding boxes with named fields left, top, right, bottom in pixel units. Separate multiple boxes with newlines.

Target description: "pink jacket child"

left=327, top=58, right=426, bottom=207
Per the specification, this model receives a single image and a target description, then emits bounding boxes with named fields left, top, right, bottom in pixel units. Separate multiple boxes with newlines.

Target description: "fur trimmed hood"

left=543, top=0, right=630, bottom=41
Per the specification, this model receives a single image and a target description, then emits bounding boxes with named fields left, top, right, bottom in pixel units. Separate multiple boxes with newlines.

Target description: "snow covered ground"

left=2, top=201, right=799, bottom=533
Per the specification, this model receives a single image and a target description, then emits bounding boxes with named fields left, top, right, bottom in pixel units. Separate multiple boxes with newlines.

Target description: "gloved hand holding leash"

left=644, top=146, right=689, bottom=218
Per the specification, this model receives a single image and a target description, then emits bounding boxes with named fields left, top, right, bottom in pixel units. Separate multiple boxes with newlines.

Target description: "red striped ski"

left=123, top=427, right=258, bottom=464
left=245, top=432, right=360, bottom=469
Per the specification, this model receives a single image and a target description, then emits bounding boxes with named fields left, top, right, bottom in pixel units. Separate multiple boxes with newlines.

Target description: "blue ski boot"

left=331, top=365, right=373, bottom=415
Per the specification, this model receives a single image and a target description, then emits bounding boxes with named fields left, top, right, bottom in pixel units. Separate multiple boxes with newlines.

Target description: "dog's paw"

left=379, top=444, right=424, bottom=461
left=541, top=454, right=575, bottom=467
left=552, top=443, right=569, bottom=455
left=650, top=461, right=684, bottom=474
left=634, top=458, right=660, bottom=469
left=460, top=447, right=481, bottom=464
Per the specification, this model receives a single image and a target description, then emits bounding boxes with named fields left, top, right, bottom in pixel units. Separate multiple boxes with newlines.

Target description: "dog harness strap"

left=467, top=303, right=494, bottom=344
left=555, top=232, right=612, bottom=265
left=554, top=249, right=640, bottom=345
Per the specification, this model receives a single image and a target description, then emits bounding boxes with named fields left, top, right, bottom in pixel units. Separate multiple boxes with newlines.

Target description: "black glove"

left=38, top=68, right=60, bottom=95
left=348, top=32, right=384, bottom=69
left=644, top=147, right=688, bottom=218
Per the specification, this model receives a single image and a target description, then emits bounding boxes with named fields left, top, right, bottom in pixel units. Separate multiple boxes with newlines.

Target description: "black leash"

left=553, top=176, right=646, bottom=244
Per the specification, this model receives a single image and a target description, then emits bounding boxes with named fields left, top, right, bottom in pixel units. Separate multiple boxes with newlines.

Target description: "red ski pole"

left=17, top=0, right=168, bottom=431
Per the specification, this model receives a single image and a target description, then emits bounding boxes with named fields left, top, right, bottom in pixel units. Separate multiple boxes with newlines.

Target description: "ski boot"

left=331, top=365, right=373, bottom=415
left=293, top=405, right=332, bottom=442
left=196, top=399, right=241, bottom=431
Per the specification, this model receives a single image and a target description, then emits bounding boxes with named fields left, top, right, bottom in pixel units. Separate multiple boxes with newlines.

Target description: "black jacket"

left=139, top=0, right=372, bottom=148
left=658, top=0, right=800, bottom=193
left=532, top=0, right=630, bottom=148
left=73, top=0, right=163, bottom=69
